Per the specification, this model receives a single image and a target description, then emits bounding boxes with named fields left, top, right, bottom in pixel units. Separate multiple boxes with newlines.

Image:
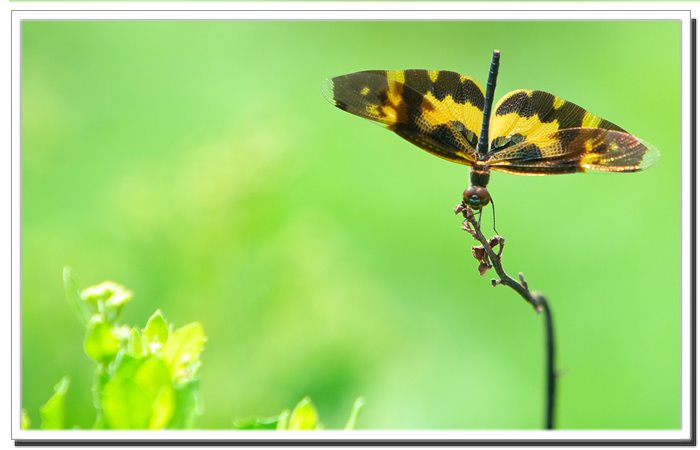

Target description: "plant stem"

left=541, top=298, right=556, bottom=430
left=456, top=205, right=557, bottom=429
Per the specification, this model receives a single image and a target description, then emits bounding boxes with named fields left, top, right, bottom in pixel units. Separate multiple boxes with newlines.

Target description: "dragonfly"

left=323, top=50, right=660, bottom=218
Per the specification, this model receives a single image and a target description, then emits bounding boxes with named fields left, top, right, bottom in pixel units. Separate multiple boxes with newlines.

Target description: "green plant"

left=233, top=397, right=365, bottom=431
left=24, top=268, right=364, bottom=430
left=56, top=267, right=207, bottom=429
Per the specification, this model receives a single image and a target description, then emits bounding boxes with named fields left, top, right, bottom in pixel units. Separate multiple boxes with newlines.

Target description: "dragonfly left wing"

left=324, top=70, right=485, bottom=166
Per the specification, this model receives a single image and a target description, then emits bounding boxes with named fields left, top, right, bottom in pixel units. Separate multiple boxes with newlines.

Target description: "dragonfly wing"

left=485, top=128, right=660, bottom=175
left=488, top=89, right=625, bottom=154
left=324, top=70, right=485, bottom=165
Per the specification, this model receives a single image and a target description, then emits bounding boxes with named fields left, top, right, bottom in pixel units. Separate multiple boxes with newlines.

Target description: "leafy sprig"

left=25, top=268, right=365, bottom=431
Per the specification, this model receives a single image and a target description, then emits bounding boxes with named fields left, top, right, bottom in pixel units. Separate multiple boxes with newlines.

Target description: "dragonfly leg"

left=490, top=196, right=499, bottom=235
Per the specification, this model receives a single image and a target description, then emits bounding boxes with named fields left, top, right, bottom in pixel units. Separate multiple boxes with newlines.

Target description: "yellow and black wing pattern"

left=486, top=90, right=659, bottom=174
left=324, top=70, right=486, bottom=165
left=325, top=71, right=658, bottom=175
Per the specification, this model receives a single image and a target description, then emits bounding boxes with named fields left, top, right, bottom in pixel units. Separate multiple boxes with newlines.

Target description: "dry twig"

left=455, top=203, right=557, bottom=430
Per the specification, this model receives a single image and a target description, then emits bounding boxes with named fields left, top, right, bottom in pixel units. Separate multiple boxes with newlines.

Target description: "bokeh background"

left=22, top=21, right=680, bottom=430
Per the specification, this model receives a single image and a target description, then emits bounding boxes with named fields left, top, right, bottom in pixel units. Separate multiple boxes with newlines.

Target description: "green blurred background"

left=22, top=21, right=680, bottom=430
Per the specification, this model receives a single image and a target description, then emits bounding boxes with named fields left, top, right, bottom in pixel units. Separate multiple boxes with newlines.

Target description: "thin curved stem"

left=456, top=204, right=557, bottom=430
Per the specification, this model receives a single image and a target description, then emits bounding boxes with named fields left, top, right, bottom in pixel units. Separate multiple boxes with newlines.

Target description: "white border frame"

left=9, top=5, right=693, bottom=444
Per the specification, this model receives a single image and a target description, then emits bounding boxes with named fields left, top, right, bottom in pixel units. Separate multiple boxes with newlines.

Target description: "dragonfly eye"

left=475, top=187, right=490, bottom=207
left=463, top=186, right=490, bottom=210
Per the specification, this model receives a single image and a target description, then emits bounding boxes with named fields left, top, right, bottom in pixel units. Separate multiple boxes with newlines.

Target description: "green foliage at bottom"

left=23, top=268, right=364, bottom=431
left=233, top=397, right=365, bottom=431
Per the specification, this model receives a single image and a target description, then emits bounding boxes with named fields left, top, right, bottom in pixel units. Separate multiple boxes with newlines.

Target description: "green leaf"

left=275, top=410, right=290, bottom=430
left=143, top=310, right=169, bottom=355
left=63, top=266, right=90, bottom=325
left=149, top=382, right=176, bottom=429
left=288, top=397, right=319, bottom=430
left=21, top=408, right=31, bottom=430
left=136, top=357, right=176, bottom=430
left=168, top=380, right=201, bottom=429
left=101, top=379, right=150, bottom=429
left=39, top=376, right=70, bottom=430
left=102, top=356, right=175, bottom=429
left=84, top=315, right=121, bottom=365
left=163, top=322, right=206, bottom=383
left=233, top=412, right=287, bottom=430
left=344, top=397, right=365, bottom=430
left=127, top=328, right=146, bottom=358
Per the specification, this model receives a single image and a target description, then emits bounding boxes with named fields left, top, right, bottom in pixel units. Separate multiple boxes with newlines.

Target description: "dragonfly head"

left=463, top=186, right=490, bottom=210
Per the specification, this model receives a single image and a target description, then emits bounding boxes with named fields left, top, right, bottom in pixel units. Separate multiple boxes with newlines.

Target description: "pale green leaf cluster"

left=27, top=268, right=207, bottom=430
left=24, top=268, right=364, bottom=431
